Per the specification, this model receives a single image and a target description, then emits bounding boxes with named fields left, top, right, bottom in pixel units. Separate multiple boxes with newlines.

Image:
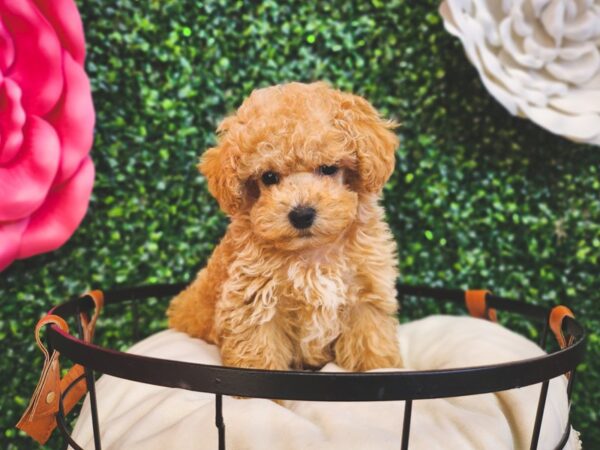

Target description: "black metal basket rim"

left=45, top=283, right=586, bottom=402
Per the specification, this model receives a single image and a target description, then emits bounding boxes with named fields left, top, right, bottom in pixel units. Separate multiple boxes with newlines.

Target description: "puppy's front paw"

left=334, top=312, right=403, bottom=372
left=335, top=336, right=402, bottom=371
left=359, top=348, right=403, bottom=371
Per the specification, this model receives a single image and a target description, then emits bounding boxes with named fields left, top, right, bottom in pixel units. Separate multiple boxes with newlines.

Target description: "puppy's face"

left=200, top=82, right=398, bottom=251
left=248, top=155, right=359, bottom=251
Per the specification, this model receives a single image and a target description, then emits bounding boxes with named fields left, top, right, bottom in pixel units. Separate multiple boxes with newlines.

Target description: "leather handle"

left=79, top=290, right=104, bottom=342
left=17, top=315, right=70, bottom=443
left=34, top=315, right=69, bottom=360
left=549, top=305, right=575, bottom=349
left=17, top=290, right=105, bottom=444
left=465, top=290, right=497, bottom=322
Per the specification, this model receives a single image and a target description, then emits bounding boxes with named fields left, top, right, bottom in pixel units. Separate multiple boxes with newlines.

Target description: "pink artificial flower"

left=0, top=0, right=95, bottom=271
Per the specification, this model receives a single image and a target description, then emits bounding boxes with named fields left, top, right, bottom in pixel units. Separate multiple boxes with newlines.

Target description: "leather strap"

left=60, top=365, right=87, bottom=416
left=549, top=305, right=575, bottom=350
left=79, top=290, right=104, bottom=343
left=465, top=290, right=497, bottom=322
left=16, top=315, right=69, bottom=444
left=16, top=291, right=104, bottom=444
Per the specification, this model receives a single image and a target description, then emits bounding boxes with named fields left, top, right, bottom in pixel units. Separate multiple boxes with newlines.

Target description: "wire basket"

left=34, top=283, right=585, bottom=450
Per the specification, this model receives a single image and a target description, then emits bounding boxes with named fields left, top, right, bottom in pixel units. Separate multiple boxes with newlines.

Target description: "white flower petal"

left=557, top=41, right=597, bottom=60
left=547, top=48, right=600, bottom=83
left=540, top=0, right=566, bottom=45
left=531, top=0, right=554, bottom=18
left=549, top=89, right=600, bottom=113
left=501, top=53, right=568, bottom=95
left=525, top=103, right=600, bottom=140
left=581, top=71, right=600, bottom=87
left=563, top=10, right=600, bottom=41
left=512, top=7, right=535, bottom=37
left=523, top=34, right=559, bottom=62
left=497, top=50, right=552, bottom=105
left=500, top=17, right=545, bottom=67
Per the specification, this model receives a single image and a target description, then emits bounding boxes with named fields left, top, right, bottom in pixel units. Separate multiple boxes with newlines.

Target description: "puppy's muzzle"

left=288, top=205, right=316, bottom=229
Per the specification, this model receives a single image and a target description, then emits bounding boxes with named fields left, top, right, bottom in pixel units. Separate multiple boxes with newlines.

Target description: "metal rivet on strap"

left=46, top=391, right=55, bottom=404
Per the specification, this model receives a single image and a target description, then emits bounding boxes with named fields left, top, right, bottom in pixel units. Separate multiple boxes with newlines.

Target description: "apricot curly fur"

left=167, top=82, right=402, bottom=372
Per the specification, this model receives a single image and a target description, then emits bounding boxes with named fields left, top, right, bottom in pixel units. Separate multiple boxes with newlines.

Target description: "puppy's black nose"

left=288, top=205, right=316, bottom=229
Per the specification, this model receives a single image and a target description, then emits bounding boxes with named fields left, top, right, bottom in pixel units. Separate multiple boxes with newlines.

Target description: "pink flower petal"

left=32, top=0, right=86, bottom=65
left=1, top=0, right=63, bottom=116
left=0, top=16, right=15, bottom=72
left=0, top=78, right=26, bottom=164
left=0, top=116, right=60, bottom=221
left=46, top=51, right=95, bottom=185
left=17, top=156, right=94, bottom=259
left=0, top=217, right=27, bottom=271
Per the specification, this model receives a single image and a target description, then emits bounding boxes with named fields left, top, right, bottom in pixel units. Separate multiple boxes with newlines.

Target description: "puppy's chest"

left=281, top=257, right=355, bottom=303
left=277, top=259, right=357, bottom=347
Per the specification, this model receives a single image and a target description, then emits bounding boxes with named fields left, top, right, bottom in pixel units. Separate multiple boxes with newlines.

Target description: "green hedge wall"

left=1, top=1, right=598, bottom=448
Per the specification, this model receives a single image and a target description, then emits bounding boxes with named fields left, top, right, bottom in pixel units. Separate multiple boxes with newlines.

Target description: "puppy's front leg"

left=335, top=299, right=402, bottom=372
left=336, top=214, right=402, bottom=371
left=219, top=322, right=293, bottom=371
left=216, top=295, right=293, bottom=371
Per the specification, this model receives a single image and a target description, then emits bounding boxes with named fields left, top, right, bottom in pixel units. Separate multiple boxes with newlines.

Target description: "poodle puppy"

left=167, top=82, right=402, bottom=372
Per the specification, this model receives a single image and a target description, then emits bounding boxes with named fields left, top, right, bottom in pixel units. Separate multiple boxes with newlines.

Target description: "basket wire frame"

left=43, top=283, right=585, bottom=450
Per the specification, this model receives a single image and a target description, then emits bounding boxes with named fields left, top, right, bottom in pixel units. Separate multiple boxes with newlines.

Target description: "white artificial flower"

left=440, top=0, right=600, bottom=146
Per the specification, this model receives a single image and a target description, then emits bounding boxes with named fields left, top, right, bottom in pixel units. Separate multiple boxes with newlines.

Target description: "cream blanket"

left=71, top=315, right=581, bottom=449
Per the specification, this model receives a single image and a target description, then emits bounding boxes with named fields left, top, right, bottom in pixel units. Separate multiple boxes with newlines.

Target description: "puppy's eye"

left=319, top=165, right=339, bottom=176
left=261, top=171, right=280, bottom=186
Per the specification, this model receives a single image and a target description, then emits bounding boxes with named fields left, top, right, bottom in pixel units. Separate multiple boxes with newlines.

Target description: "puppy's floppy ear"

left=333, top=91, right=399, bottom=193
left=198, top=142, right=242, bottom=216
